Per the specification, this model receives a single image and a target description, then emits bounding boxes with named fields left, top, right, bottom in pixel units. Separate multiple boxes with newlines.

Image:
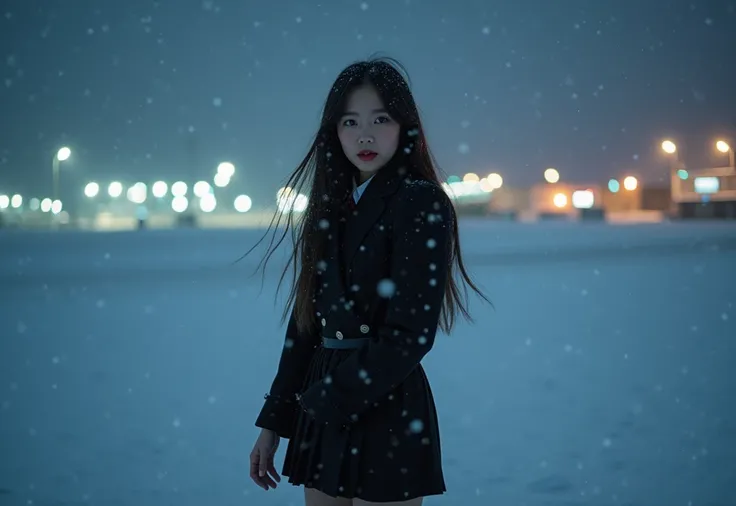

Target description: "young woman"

left=247, top=57, right=488, bottom=505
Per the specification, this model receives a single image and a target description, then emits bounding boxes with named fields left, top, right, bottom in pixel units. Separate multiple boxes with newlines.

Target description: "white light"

left=56, top=147, right=71, bottom=161
left=199, top=194, right=217, bottom=212
left=214, top=172, right=230, bottom=188
left=171, top=196, right=189, bottom=213
left=193, top=180, right=212, bottom=198
left=553, top=193, right=567, bottom=208
left=277, top=188, right=308, bottom=213
left=10, top=194, right=22, bottom=208
left=40, top=198, right=52, bottom=212
left=234, top=194, right=252, bottom=213
left=0, top=195, right=8, bottom=209
left=661, top=140, right=677, bottom=154
left=293, top=194, right=308, bottom=212
left=171, top=181, right=188, bottom=197
left=108, top=181, right=123, bottom=198
left=127, top=182, right=147, bottom=204
left=487, top=172, right=503, bottom=190
left=694, top=177, right=719, bottom=194
left=152, top=181, right=168, bottom=198
left=217, top=162, right=235, bottom=178
left=572, top=190, right=595, bottom=209
left=84, top=182, right=99, bottom=198
left=623, top=176, right=638, bottom=191
left=51, top=199, right=63, bottom=215
left=544, top=168, right=560, bottom=183
left=29, top=198, right=40, bottom=211
left=716, top=140, right=731, bottom=154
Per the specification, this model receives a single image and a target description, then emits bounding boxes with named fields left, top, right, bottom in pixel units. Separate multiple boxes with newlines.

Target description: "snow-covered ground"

left=1, top=222, right=734, bottom=506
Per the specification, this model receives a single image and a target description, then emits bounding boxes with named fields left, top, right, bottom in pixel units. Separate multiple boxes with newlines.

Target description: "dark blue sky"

left=1, top=0, right=734, bottom=205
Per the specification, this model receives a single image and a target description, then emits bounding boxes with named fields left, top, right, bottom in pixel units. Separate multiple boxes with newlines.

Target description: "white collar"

left=352, top=175, right=374, bottom=203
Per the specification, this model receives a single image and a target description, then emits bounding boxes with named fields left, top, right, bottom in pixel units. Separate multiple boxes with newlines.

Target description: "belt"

left=322, top=337, right=370, bottom=349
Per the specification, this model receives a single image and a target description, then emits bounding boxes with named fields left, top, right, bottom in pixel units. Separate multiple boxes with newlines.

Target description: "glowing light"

left=217, top=162, right=235, bottom=178
left=171, top=196, right=189, bottom=213
left=716, top=140, right=731, bottom=154
left=56, top=147, right=71, bottom=161
left=214, top=172, right=230, bottom=188
left=677, top=169, right=689, bottom=180
left=544, top=168, right=560, bottom=183
left=572, top=190, right=595, bottom=209
left=84, top=182, right=99, bottom=198
left=199, top=194, right=217, bottom=213
left=126, top=182, right=147, bottom=204
left=553, top=192, right=567, bottom=208
left=661, top=140, right=677, bottom=154
left=234, top=195, right=252, bottom=213
left=171, top=181, right=188, bottom=197
left=51, top=199, right=63, bottom=214
left=40, top=198, right=52, bottom=212
left=623, top=176, right=638, bottom=191
left=694, top=177, right=719, bottom=194
left=10, top=194, right=22, bottom=208
left=152, top=181, right=168, bottom=198
left=463, top=173, right=480, bottom=183
left=608, top=179, right=620, bottom=193
left=108, top=181, right=123, bottom=198
left=193, top=181, right=211, bottom=198
left=487, top=172, right=503, bottom=190
left=0, top=195, right=8, bottom=209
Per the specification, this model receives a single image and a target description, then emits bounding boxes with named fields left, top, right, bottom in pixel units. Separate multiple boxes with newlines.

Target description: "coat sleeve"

left=298, top=182, right=453, bottom=426
left=255, top=307, right=319, bottom=438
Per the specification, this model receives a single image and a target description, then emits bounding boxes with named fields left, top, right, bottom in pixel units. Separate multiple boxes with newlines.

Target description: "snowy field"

left=1, top=222, right=735, bottom=506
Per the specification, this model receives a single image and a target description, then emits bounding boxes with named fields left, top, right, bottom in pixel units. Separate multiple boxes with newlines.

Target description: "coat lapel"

left=342, top=165, right=404, bottom=267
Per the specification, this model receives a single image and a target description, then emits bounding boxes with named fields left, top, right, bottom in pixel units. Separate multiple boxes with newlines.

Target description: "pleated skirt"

left=282, top=345, right=447, bottom=502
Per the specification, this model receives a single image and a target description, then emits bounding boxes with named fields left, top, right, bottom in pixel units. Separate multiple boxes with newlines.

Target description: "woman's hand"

left=249, top=428, right=282, bottom=490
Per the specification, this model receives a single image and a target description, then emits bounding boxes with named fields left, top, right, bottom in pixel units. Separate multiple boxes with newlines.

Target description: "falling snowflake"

left=360, top=2, right=369, bottom=10
left=212, top=97, right=222, bottom=107
left=426, top=239, right=437, bottom=249
left=377, top=279, right=396, bottom=298
left=457, top=143, right=470, bottom=155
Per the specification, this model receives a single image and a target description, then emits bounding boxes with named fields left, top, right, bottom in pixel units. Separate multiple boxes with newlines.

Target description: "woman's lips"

left=357, top=151, right=377, bottom=161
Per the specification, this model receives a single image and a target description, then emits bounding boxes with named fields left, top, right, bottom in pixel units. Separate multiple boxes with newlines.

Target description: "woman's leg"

left=353, top=498, right=423, bottom=506
left=304, top=487, right=352, bottom=506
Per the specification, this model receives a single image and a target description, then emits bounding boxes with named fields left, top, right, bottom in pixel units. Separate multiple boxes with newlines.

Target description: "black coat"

left=255, top=164, right=452, bottom=501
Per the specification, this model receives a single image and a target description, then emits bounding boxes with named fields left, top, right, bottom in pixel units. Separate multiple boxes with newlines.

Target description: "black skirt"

left=282, top=344, right=447, bottom=502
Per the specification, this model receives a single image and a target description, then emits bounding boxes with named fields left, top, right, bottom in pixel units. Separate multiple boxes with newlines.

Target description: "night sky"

left=1, top=0, right=734, bottom=206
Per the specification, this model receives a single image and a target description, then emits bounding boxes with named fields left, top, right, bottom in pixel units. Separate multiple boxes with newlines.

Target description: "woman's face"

left=337, top=84, right=400, bottom=181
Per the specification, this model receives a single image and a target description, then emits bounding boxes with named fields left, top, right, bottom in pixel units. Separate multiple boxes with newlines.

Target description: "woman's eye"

left=375, top=116, right=391, bottom=124
left=342, top=119, right=356, bottom=127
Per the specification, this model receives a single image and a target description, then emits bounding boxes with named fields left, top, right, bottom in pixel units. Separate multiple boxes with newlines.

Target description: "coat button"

left=360, top=324, right=370, bottom=334
left=321, top=318, right=326, bottom=326
left=336, top=331, right=343, bottom=340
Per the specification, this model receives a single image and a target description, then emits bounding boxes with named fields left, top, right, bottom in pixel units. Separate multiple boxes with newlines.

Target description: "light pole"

left=716, top=140, right=734, bottom=170
left=52, top=147, right=71, bottom=202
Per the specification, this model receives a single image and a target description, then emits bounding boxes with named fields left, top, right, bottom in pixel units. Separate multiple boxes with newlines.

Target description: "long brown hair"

left=239, top=56, right=490, bottom=335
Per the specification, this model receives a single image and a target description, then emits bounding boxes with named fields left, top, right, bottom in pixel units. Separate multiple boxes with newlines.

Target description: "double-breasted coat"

left=255, top=163, right=453, bottom=502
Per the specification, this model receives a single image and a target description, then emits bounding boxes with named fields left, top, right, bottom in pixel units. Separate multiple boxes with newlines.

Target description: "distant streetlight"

left=217, top=162, right=235, bottom=178
left=487, top=172, right=503, bottom=190
left=661, top=140, right=677, bottom=155
left=544, top=168, right=560, bottom=184
left=715, top=140, right=734, bottom=169
left=234, top=194, right=252, bottom=213
left=52, top=147, right=71, bottom=202
left=108, top=181, right=123, bottom=198
left=84, top=182, right=100, bottom=198
left=552, top=192, right=567, bottom=208
left=623, top=176, right=638, bottom=191
left=151, top=181, right=168, bottom=198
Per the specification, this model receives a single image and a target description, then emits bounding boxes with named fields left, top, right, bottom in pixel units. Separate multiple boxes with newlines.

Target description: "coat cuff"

left=297, top=384, right=354, bottom=427
left=255, top=394, right=298, bottom=439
